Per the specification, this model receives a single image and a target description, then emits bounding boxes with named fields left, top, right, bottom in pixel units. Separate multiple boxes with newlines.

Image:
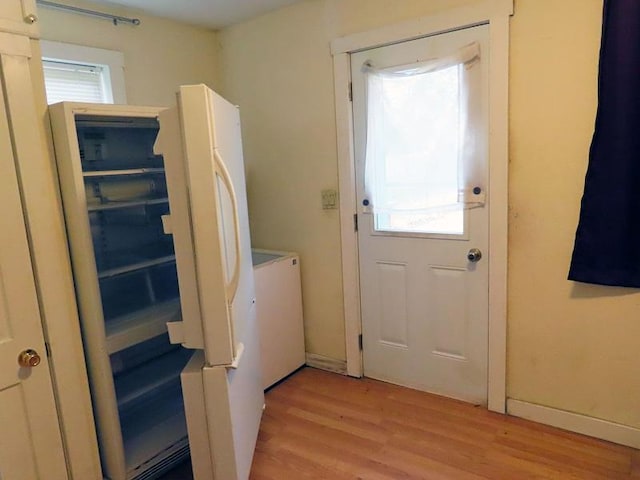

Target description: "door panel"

left=0, top=51, right=67, bottom=478
left=352, top=25, right=489, bottom=403
left=376, top=261, right=409, bottom=347
left=429, top=265, right=468, bottom=359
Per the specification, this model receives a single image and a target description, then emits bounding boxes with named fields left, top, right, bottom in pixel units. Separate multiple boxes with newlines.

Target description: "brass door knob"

left=18, top=349, right=41, bottom=368
left=467, top=248, right=482, bottom=263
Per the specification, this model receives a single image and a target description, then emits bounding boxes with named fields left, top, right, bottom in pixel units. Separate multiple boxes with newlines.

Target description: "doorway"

left=331, top=1, right=511, bottom=412
left=351, top=25, right=489, bottom=403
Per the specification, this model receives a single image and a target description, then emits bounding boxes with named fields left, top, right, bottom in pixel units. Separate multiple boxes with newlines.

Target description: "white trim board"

left=305, top=353, right=347, bottom=375
left=507, top=399, right=640, bottom=450
left=331, top=0, right=513, bottom=413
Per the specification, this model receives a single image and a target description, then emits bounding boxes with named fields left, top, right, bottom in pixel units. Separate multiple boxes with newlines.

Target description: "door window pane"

left=365, top=61, right=469, bottom=235
left=376, top=64, right=462, bottom=234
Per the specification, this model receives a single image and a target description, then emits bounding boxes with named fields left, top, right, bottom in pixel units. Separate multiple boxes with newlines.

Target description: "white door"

left=352, top=25, right=490, bottom=404
left=0, top=79, right=67, bottom=478
left=157, top=85, right=264, bottom=480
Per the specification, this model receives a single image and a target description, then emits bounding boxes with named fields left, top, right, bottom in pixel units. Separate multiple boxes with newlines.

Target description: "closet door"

left=0, top=33, right=67, bottom=480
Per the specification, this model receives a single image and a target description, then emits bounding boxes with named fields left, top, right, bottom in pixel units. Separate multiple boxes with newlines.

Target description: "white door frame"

left=331, top=0, right=512, bottom=413
left=1, top=31, right=101, bottom=478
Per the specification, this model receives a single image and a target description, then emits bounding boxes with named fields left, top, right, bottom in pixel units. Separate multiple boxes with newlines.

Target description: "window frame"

left=40, top=40, right=127, bottom=104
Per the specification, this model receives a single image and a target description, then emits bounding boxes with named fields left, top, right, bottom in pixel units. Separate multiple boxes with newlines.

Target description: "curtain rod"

left=35, top=0, right=141, bottom=26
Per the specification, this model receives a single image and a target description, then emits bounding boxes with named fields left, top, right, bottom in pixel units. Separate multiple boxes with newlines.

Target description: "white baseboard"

left=305, top=353, right=348, bottom=375
left=507, top=399, right=640, bottom=449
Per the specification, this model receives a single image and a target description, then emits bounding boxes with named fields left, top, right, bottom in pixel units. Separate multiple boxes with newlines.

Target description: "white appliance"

left=252, top=250, right=305, bottom=389
left=50, top=85, right=264, bottom=480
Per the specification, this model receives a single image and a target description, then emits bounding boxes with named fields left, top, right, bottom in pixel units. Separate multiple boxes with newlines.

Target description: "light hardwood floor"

left=160, top=367, right=640, bottom=479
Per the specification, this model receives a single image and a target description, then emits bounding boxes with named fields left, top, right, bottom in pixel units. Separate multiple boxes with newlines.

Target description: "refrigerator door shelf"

left=154, top=110, right=205, bottom=353
left=165, top=317, right=245, bottom=370
left=228, top=343, right=244, bottom=369
left=155, top=94, right=238, bottom=367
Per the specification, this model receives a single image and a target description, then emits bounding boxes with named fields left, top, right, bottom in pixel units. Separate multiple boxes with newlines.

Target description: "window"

left=40, top=40, right=126, bottom=105
left=363, top=42, right=484, bottom=236
left=42, top=60, right=110, bottom=104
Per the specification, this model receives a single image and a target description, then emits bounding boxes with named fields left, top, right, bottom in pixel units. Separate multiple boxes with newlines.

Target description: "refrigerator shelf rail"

left=115, top=348, right=191, bottom=411
left=105, top=298, right=181, bottom=354
left=98, top=255, right=176, bottom=280
left=88, top=197, right=169, bottom=212
left=83, top=167, right=166, bottom=178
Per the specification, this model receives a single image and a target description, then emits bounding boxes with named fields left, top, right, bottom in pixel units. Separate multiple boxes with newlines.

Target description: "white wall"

left=37, top=0, right=219, bottom=106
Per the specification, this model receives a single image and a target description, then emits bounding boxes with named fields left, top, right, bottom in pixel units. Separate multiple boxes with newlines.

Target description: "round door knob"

left=18, top=349, right=41, bottom=368
left=24, top=13, right=38, bottom=24
left=467, top=248, right=482, bottom=262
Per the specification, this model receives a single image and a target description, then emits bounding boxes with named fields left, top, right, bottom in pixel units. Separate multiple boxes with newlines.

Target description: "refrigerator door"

left=156, top=85, right=256, bottom=368
left=181, top=317, right=264, bottom=480
left=158, top=85, right=265, bottom=479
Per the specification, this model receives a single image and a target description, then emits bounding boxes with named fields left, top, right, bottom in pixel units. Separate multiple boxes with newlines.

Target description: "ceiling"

left=87, top=0, right=307, bottom=29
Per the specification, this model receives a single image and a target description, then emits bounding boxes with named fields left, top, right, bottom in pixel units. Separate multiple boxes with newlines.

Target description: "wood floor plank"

left=631, top=449, right=640, bottom=477
left=493, top=428, right=631, bottom=475
left=488, top=439, right=627, bottom=480
left=376, top=445, right=490, bottom=480
left=157, top=367, right=639, bottom=480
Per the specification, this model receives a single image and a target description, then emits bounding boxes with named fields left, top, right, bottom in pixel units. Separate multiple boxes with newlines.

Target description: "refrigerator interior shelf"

left=88, top=197, right=169, bottom=212
left=115, top=348, right=191, bottom=411
left=83, top=168, right=166, bottom=178
left=106, top=299, right=180, bottom=354
left=75, top=117, right=159, bottom=129
left=126, top=440, right=189, bottom=480
left=98, top=255, right=176, bottom=280
left=121, top=389, right=188, bottom=474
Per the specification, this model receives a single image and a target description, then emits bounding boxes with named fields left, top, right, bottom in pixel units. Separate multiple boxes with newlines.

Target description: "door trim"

left=7, top=35, right=102, bottom=477
left=331, top=0, right=513, bottom=413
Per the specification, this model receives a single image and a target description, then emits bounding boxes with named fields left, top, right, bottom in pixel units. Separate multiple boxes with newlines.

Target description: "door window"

left=362, top=42, right=484, bottom=236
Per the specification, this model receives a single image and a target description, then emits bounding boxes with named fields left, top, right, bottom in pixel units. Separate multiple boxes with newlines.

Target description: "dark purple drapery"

left=568, top=0, right=640, bottom=287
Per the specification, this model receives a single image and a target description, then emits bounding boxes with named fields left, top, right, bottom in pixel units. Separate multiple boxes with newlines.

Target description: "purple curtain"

left=569, top=0, right=640, bottom=287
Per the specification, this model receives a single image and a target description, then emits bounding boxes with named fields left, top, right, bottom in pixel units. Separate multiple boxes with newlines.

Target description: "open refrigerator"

left=50, top=85, right=264, bottom=480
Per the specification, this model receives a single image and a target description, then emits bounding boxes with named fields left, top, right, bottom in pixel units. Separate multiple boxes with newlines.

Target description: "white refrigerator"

left=50, top=85, right=264, bottom=480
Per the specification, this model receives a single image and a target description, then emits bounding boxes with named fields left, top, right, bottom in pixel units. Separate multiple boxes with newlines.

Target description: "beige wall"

left=35, top=0, right=640, bottom=429
left=509, top=0, right=640, bottom=428
left=217, top=0, right=479, bottom=362
left=38, top=0, right=219, bottom=106
left=218, top=0, right=640, bottom=428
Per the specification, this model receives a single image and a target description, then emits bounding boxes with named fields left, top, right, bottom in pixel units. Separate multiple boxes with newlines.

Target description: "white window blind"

left=42, top=60, right=111, bottom=104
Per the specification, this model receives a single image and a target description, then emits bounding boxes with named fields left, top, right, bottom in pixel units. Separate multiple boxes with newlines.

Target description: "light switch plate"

left=321, top=189, right=338, bottom=209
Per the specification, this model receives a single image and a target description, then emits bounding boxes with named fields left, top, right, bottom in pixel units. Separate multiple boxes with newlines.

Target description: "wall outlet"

left=321, top=189, right=338, bottom=209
